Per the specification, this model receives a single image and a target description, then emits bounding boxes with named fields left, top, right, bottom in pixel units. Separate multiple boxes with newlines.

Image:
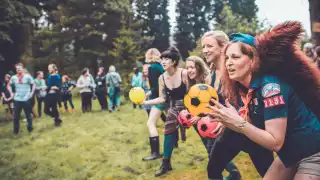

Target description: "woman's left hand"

left=206, top=99, right=246, bottom=133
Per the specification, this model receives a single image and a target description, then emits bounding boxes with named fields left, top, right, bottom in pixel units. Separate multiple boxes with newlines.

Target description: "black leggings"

left=81, top=92, right=93, bottom=113
left=62, top=94, right=74, bottom=110
left=44, top=93, right=60, bottom=121
left=207, top=129, right=274, bottom=179
left=96, top=92, right=108, bottom=110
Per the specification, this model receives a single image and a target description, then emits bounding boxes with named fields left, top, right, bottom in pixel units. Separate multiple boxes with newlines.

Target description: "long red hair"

left=221, top=21, right=320, bottom=119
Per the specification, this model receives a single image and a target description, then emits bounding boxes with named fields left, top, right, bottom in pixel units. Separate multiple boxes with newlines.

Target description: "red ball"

left=197, top=116, right=219, bottom=138
left=178, top=110, right=193, bottom=128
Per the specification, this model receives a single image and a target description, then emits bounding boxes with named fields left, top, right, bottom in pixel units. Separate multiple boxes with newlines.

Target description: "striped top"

left=9, top=74, right=34, bottom=101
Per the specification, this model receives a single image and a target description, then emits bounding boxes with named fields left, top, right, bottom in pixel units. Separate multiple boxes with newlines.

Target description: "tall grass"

left=0, top=98, right=260, bottom=180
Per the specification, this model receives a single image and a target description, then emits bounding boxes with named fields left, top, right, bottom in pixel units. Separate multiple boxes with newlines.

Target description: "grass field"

left=0, top=98, right=261, bottom=180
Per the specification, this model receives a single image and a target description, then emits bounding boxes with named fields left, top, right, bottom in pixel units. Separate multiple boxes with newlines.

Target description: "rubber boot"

left=223, top=171, right=241, bottom=180
left=142, top=136, right=162, bottom=161
left=155, top=158, right=172, bottom=177
left=224, top=162, right=241, bottom=180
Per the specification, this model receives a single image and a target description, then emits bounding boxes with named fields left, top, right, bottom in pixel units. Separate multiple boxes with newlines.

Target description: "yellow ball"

left=129, top=87, right=146, bottom=104
left=184, top=84, right=219, bottom=117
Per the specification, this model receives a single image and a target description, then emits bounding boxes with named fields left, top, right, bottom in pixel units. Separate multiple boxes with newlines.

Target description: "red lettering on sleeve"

left=264, top=95, right=285, bottom=108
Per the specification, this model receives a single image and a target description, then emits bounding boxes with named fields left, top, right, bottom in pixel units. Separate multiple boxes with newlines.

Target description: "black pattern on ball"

left=198, top=113, right=206, bottom=117
left=191, top=97, right=201, bottom=106
left=201, top=124, right=208, bottom=131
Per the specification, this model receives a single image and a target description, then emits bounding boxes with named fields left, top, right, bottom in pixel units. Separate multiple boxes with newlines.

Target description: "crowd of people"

left=1, top=63, right=123, bottom=130
left=1, top=20, right=320, bottom=180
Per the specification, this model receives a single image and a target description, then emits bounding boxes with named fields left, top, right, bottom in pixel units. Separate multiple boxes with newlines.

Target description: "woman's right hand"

left=190, top=116, right=200, bottom=124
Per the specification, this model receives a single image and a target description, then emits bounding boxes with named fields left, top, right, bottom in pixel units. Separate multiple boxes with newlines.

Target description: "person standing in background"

left=2, top=74, right=14, bottom=121
left=34, top=71, right=47, bottom=118
left=106, top=65, right=122, bottom=112
left=77, top=68, right=96, bottom=113
left=61, top=75, right=76, bottom=113
left=95, top=67, right=108, bottom=111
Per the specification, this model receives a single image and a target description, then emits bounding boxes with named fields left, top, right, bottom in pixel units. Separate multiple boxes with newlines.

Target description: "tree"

left=108, top=22, right=144, bottom=73
left=134, top=0, right=170, bottom=52
left=213, top=0, right=258, bottom=24
left=309, top=0, right=320, bottom=46
left=0, top=0, right=39, bottom=78
left=35, top=0, right=132, bottom=75
left=192, top=0, right=214, bottom=41
left=174, top=0, right=215, bottom=59
left=174, top=0, right=195, bottom=59
left=214, top=5, right=264, bottom=35
left=190, top=5, right=266, bottom=57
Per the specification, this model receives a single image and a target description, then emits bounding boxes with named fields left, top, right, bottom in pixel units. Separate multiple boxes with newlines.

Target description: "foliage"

left=0, top=0, right=40, bottom=77
left=35, top=0, right=132, bottom=74
left=213, top=0, right=259, bottom=23
left=134, top=0, right=170, bottom=52
left=189, top=5, right=267, bottom=57
left=174, top=0, right=214, bottom=59
left=214, top=5, right=266, bottom=35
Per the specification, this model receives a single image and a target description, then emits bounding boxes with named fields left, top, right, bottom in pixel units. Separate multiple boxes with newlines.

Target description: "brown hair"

left=186, top=56, right=210, bottom=86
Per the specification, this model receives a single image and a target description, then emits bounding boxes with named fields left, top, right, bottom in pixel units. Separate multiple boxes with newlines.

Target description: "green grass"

left=0, top=98, right=261, bottom=180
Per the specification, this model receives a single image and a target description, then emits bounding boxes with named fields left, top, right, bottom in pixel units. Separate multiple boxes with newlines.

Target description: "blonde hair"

left=48, top=63, right=58, bottom=71
left=201, top=30, right=229, bottom=48
left=109, top=65, right=116, bottom=72
left=186, top=56, right=210, bottom=83
left=145, top=48, right=161, bottom=63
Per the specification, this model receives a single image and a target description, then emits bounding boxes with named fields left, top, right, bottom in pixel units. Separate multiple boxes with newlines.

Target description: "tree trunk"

left=309, top=0, right=320, bottom=46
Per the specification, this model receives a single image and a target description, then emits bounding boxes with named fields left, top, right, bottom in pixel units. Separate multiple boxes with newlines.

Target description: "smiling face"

left=202, top=36, right=222, bottom=65
left=186, top=60, right=197, bottom=80
left=225, top=43, right=253, bottom=82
